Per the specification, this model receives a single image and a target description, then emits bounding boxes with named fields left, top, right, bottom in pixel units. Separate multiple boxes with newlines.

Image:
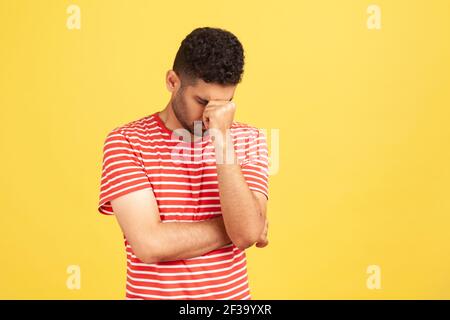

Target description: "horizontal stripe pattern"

left=97, top=112, right=269, bottom=300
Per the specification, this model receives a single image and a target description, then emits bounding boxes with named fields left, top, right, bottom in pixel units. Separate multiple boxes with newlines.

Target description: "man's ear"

left=166, top=70, right=180, bottom=93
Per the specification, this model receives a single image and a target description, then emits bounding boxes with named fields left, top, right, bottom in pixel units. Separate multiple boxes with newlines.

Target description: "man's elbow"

left=231, top=218, right=265, bottom=250
left=234, top=238, right=255, bottom=251
left=233, top=232, right=260, bottom=251
left=139, top=252, right=160, bottom=265
left=132, top=238, right=162, bottom=264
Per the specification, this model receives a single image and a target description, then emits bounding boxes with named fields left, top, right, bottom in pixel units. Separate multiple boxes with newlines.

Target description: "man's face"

left=171, top=77, right=236, bottom=136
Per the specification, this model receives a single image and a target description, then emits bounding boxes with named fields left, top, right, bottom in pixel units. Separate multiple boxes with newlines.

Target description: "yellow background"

left=1, top=0, right=449, bottom=299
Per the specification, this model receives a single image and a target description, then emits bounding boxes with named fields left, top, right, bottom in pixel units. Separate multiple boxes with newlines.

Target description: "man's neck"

left=158, top=102, right=181, bottom=132
left=158, top=102, right=198, bottom=140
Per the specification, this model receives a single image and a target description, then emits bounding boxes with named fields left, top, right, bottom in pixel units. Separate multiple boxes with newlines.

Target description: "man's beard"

left=172, top=92, right=206, bottom=137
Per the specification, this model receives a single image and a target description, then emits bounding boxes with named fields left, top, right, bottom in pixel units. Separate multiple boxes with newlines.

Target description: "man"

left=98, top=27, right=269, bottom=300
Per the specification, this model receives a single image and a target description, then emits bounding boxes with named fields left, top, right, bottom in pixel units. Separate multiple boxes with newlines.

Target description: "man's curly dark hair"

left=172, top=27, right=245, bottom=86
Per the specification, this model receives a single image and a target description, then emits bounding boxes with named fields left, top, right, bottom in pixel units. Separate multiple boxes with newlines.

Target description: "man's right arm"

left=110, top=188, right=232, bottom=264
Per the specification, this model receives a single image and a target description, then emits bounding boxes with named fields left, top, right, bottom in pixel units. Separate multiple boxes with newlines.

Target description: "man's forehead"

left=192, top=82, right=235, bottom=101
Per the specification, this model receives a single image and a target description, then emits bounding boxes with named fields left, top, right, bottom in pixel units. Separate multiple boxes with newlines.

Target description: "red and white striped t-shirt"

left=98, top=111, right=269, bottom=300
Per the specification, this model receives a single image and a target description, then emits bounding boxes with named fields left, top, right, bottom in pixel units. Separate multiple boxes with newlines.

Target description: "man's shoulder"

left=108, top=113, right=158, bottom=138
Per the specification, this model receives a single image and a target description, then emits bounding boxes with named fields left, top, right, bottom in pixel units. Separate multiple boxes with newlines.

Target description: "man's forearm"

left=145, top=216, right=232, bottom=263
left=215, top=136, right=265, bottom=249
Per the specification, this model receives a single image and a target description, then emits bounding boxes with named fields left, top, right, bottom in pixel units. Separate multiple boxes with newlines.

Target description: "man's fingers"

left=202, top=110, right=210, bottom=129
left=202, top=105, right=218, bottom=129
left=255, top=221, right=269, bottom=248
left=255, top=239, right=268, bottom=248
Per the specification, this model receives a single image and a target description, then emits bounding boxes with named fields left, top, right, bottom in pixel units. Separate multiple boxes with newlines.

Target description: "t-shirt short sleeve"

left=98, top=130, right=153, bottom=215
left=240, top=129, right=270, bottom=200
